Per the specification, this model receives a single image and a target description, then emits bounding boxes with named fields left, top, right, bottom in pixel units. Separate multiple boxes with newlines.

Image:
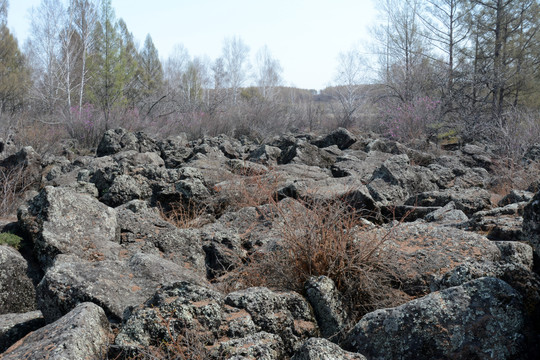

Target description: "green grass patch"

left=0, top=232, right=23, bottom=250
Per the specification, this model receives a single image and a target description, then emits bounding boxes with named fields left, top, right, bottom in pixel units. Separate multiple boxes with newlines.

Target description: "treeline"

left=365, top=0, right=540, bottom=156
left=1, top=0, right=540, bottom=160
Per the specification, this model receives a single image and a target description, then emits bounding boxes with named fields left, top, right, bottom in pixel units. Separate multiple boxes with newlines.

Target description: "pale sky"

left=8, top=0, right=377, bottom=90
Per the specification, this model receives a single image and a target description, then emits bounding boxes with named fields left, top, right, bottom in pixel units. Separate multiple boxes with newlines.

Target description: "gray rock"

left=365, top=222, right=502, bottom=295
left=469, top=203, right=526, bottom=241
left=368, top=154, right=438, bottom=205
left=522, top=191, right=540, bottom=263
left=96, top=128, right=159, bottom=156
left=37, top=253, right=206, bottom=322
left=224, top=287, right=319, bottom=353
left=248, top=144, right=282, bottom=165
left=101, top=174, right=152, bottom=207
left=115, top=281, right=225, bottom=348
left=0, top=245, right=37, bottom=314
left=17, top=186, right=120, bottom=269
left=1, top=302, right=110, bottom=360
left=424, top=201, right=469, bottom=224
left=0, top=311, right=45, bottom=352
left=344, top=277, right=525, bottom=360
left=292, top=337, right=367, bottom=360
left=279, top=140, right=337, bottom=168
left=331, top=151, right=391, bottom=182
left=117, top=200, right=206, bottom=272
left=116, top=282, right=316, bottom=358
left=311, top=127, right=357, bottom=150
left=405, top=187, right=492, bottom=216
left=158, top=135, right=193, bottom=168
left=215, top=332, right=284, bottom=360
left=499, top=189, right=534, bottom=207
left=524, top=143, right=540, bottom=162
left=305, top=276, right=348, bottom=343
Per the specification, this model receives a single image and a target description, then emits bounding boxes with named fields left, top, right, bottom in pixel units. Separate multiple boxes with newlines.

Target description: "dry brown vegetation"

left=0, top=165, right=34, bottom=218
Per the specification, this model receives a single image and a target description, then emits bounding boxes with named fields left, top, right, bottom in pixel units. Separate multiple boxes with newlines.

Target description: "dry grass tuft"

left=158, top=199, right=211, bottom=229
left=0, top=165, right=35, bottom=217
left=226, top=196, right=407, bottom=322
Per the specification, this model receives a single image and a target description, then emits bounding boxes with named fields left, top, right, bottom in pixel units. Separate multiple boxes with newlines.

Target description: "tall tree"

left=88, top=0, right=125, bottom=127
left=26, top=0, right=64, bottom=115
left=70, top=0, right=98, bottom=112
left=469, top=0, right=540, bottom=122
left=0, top=23, right=29, bottom=114
left=0, top=0, right=7, bottom=26
left=416, top=0, right=470, bottom=105
left=332, top=48, right=366, bottom=128
left=255, top=45, right=282, bottom=100
left=373, top=0, right=429, bottom=102
left=222, top=36, right=250, bottom=104
left=139, top=34, right=163, bottom=96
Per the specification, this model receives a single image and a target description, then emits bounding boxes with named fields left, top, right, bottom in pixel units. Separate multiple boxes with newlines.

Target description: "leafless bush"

left=228, top=196, right=407, bottom=322
left=0, top=165, right=34, bottom=217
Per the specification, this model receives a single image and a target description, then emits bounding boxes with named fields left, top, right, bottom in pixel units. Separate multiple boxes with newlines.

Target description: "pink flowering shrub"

left=384, top=97, right=441, bottom=142
left=69, top=103, right=103, bottom=147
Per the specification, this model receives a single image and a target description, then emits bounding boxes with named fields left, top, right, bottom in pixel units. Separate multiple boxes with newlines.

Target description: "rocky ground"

left=0, top=127, right=539, bottom=359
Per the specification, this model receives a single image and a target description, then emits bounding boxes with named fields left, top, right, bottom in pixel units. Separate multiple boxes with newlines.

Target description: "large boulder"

left=0, top=245, right=37, bottom=314
left=37, top=253, right=206, bottom=323
left=367, top=154, right=438, bottom=205
left=311, top=127, right=357, bottom=150
left=405, top=187, right=492, bottom=216
left=18, top=186, right=120, bottom=269
left=344, top=277, right=525, bottom=360
left=115, top=282, right=318, bottom=358
left=96, top=128, right=159, bottom=156
left=469, top=202, right=526, bottom=241
left=1, top=303, right=111, bottom=360
left=364, top=222, right=506, bottom=295
left=305, top=276, right=349, bottom=343
left=0, top=311, right=45, bottom=352
left=116, top=200, right=206, bottom=272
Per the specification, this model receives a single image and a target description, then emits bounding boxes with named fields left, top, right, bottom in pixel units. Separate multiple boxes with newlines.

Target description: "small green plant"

left=0, top=232, right=22, bottom=249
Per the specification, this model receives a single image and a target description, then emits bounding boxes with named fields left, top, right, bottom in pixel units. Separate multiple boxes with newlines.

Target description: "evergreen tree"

left=88, top=0, right=125, bottom=127
left=139, top=34, right=163, bottom=96
left=0, top=21, right=29, bottom=113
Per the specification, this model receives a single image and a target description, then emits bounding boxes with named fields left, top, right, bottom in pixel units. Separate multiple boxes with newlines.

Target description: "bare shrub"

left=494, top=108, right=540, bottom=161
left=228, top=196, right=407, bottom=322
left=159, top=199, right=211, bottom=229
left=0, top=165, right=34, bottom=217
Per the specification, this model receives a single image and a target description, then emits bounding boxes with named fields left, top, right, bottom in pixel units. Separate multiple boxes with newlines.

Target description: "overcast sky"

left=8, top=0, right=378, bottom=90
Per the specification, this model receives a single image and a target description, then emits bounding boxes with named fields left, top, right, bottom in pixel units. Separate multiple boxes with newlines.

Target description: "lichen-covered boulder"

left=1, top=303, right=110, bottom=360
left=37, top=253, right=206, bottom=323
left=115, top=283, right=318, bottom=358
left=344, top=277, right=525, bottom=360
left=0, top=245, right=36, bottom=314
left=364, top=222, right=503, bottom=295
left=17, top=186, right=120, bottom=269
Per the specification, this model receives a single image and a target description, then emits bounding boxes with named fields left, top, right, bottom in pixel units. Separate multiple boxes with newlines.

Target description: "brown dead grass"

left=225, top=195, right=407, bottom=322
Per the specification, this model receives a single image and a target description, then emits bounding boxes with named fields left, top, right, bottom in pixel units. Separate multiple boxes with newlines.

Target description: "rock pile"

left=1, top=127, right=539, bottom=359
